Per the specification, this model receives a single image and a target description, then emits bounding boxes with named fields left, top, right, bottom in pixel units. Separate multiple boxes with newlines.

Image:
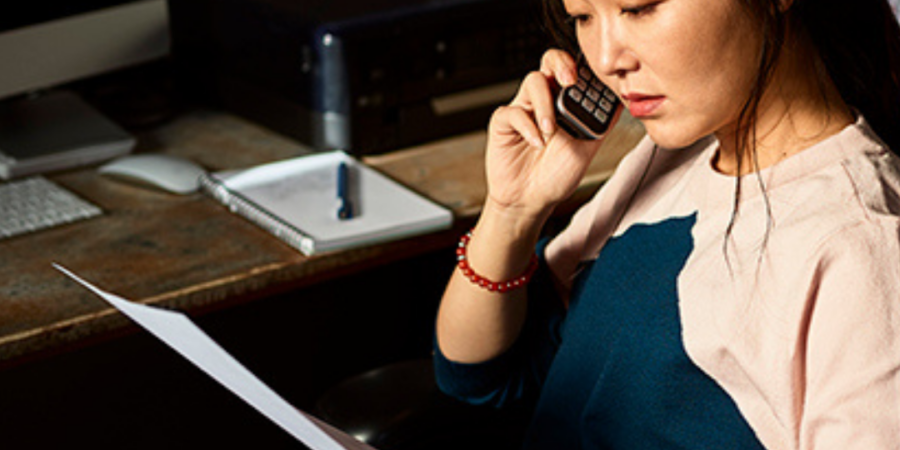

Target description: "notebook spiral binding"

left=199, top=174, right=316, bottom=255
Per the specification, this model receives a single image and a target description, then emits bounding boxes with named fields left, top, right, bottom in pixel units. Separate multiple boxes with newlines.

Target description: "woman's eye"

left=566, top=14, right=592, bottom=27
left=621, top=2, right=658, bottom=17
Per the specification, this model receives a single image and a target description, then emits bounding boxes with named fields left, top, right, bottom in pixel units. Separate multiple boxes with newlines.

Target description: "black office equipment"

left=168, top=0, right=547, bottom=155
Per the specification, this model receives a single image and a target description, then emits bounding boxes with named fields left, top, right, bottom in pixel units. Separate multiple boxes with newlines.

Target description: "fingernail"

left=541, top=118, right=554, bottom=135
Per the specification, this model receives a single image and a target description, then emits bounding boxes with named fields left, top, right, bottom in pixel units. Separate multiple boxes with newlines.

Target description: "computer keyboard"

left=0, top=176, right=102, bottom=240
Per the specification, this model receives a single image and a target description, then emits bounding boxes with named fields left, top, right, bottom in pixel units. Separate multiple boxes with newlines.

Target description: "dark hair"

left=542, top=0, right=900, bottom=155
left=793, top=0, right=900, bottom=153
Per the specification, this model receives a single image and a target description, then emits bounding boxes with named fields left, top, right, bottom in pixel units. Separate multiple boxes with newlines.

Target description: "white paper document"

left=53, top=264, right=377, bottom=450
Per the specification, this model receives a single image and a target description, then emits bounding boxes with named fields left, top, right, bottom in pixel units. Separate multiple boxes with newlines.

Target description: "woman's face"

left=566, top=0, right=764, bottom=148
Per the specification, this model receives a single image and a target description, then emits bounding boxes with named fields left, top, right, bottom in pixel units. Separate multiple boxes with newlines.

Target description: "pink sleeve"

left=800, top=219, right=900, bottom=449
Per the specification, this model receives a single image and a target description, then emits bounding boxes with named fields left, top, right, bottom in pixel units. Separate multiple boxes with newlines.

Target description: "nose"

left=589, top=18, right=638, bottom=78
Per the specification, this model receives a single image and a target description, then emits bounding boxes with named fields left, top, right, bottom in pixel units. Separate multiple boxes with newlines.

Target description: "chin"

left=642, top=121, right=710, bottom=150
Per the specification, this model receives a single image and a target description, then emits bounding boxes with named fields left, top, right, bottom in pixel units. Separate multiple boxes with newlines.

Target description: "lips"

left=622, top=93, right=665, bottom=118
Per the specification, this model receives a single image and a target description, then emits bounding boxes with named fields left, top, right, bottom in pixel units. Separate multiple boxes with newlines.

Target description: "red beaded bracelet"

left=456, top=230, right=539, bottom=293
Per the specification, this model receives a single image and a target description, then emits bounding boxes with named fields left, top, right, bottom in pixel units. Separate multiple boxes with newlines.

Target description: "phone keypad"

left=556, top=64, right=620, bottom=139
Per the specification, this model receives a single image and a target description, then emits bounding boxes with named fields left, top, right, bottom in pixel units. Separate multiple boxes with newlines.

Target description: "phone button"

left=568, top=88, right=584, bottom=102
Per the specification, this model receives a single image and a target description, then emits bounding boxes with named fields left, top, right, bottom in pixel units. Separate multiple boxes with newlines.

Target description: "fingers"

left=491, top=49, right=579, bottom=148
left=490, top=105, right=545, bottom=149
left=540, top=49, right=578, bottom=87
left=514, top=72, right=557, bottom=138
left=507, top=50, right=579, bottom=141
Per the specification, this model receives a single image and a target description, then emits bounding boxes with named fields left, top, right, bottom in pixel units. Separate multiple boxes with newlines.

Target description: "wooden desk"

left=0, top=109, right=644, bottom=368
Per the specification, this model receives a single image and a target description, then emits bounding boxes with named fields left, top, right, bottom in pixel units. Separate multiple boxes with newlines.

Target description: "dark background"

left=0, top=247, right=461, bottom=448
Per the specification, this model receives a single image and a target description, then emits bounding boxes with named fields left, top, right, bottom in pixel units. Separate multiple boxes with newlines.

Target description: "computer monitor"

left=0, top=0, right=170, bottom=179
left=0, top=0, right=169, bottom=102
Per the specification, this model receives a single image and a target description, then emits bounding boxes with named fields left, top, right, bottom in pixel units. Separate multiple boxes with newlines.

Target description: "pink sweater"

left=545, top=115, right=900, bottom=449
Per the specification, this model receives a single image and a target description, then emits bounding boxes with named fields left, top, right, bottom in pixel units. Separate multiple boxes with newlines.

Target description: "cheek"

left=639, top=62, right=750, bottom=148
left=637, top=57, right=738, bottom=148
left=643, top=25, right=761, bottom=145
left=642, top=80, right=747, bottom=150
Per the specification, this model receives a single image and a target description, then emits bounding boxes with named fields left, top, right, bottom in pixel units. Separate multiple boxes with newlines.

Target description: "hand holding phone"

left=555, top=61, right=621, bottom=140
left=481, top=52, right=621, bottom=214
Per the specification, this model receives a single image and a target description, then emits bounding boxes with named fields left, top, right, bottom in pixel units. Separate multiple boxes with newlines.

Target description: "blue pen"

left=337, top=161, right=354, bottom=220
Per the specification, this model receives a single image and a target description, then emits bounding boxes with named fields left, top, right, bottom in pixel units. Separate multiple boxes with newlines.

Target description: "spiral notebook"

left=200, top=151, right=453, bottom=255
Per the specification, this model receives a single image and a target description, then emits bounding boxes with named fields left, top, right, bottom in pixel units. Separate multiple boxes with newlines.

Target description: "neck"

left=713, top=32, right=854, bottom=177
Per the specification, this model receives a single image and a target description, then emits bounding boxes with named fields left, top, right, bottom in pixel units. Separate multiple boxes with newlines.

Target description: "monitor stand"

left=0, top=90, right=136, bottom=180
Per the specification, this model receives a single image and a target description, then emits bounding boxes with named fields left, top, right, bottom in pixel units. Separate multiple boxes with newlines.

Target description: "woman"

left=433, top=0, right=900, bottom=448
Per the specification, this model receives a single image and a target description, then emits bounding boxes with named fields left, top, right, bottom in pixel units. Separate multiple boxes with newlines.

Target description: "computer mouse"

left=99, top=154, right=205, bottom=195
